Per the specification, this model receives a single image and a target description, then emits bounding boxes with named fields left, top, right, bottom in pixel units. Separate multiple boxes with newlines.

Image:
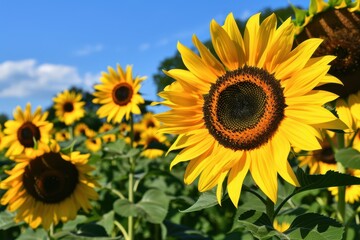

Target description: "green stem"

left=115, top=220, right=130, bottom=240
left=336, top=132, right=347, bottom=239
left=266, top=198, right=275, bottom=223
left=128, top=113, right=135, bottom=240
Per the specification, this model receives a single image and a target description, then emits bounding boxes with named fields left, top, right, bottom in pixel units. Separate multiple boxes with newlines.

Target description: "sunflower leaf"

left=295, top=168, right=360, bottom=193
left=137, top=189, right=170, bottom=224
left=237, top=210, right=282, bottom=239
left=0, top=210, right=22, bottom=230
left=113, top=199, right=139, bottom=217
left=180, top=190, right=218, bottom=213
left=335, top=148, right=360, bottom=169
left=286, top=213, right=343, bottom=240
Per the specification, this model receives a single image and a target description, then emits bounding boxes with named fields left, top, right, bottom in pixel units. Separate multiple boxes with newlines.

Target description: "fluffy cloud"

left=0, top=59, right=98, bottom=98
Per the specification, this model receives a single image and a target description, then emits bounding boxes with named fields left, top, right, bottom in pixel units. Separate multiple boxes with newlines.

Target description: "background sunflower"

left=53, top=90, right=86, bottom=126
left=92, top=64, right=146, bottom=123
left=1, top=103, right=53, bottom=157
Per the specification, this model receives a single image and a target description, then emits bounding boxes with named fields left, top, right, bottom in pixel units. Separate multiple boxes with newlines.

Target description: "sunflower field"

left=0, top=0, right=360, bottom=239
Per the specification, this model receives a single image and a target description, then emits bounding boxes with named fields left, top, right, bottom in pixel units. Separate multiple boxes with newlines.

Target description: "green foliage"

left=335, top=148, right=360, bottom=169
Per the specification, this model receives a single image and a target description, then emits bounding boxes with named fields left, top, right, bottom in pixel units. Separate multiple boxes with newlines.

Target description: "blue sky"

left=0, top=0, right=308, bottom=117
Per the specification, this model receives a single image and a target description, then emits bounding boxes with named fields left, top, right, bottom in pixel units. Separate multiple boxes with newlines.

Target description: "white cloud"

left=74, top=44, right=104, bottom=56
left=0, top=59, right=98, bottom=98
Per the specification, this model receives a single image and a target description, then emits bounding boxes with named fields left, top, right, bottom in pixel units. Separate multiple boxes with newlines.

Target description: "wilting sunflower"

left=139, top=128, right=169, bottom=159
left=99, top=122, right=117, bottom=143
left=0, top=141, right=98, bottom=230
left=92, top=64, right=146, bottom=123
left=74, top=122, right=90, bottom=137
left=156, top=12, right=346, bottom=206
left=53, top=90, right=86, bottom=126
left=294, top=0, right=360, bottom=131
left=1, top=103, right=53, bottom=157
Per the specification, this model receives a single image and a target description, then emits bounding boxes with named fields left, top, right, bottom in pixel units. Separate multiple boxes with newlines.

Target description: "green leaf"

left=102, top=139, right=127, bottom=154
left=0, top=210, right=22, bottom=230
left=180, top=190, right=218, bottom=213
left=74, top=223, right=108, bottom=237
left=97, top=211, right=115, bottom=235
left=335, top=148, right=360, bottom=169
left=113, top=189, right=170, bottom=224
left=237, top=210, right=279, bottom=240
left=286, top=213, right=343, bottom=240
left=291, top=3, right=308, bottom=25
left=113, top=199, right=139, bottom=217
left=295, top=168, right=360, bottom=193
left=16, top=228, right=48, bottom=240
left=137, top=189, right=170, bottom=224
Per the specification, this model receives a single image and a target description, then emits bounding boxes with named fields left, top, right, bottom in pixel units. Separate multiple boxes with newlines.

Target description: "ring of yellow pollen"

left=203, top=66, right=286, bottom=151
left=23, top=152, right=79, bottom=203
left=17, top=122, right=41, bottom=148
left=112, top=82, right=133, bottom=106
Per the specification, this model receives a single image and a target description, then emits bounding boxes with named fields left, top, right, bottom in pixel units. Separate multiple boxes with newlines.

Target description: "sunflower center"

left=63, top=102, right=74, bottom=112
left=112, top=83, right=133, bottom=106
left=23, top=152, right=79, bottom=203
left=313, top=146, right=336, bottom=164
left=203, top=66, right=285, bottom=150
left=296, top=8, right=360, bottom=98
left=17, top=121, right=41, bottom=148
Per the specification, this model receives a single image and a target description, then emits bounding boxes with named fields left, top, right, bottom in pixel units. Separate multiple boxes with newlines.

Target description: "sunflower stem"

left=128, top=113, right=135, bottom=240
left=266, top=197, right=275, bottom=223
left=115, top=220, right=130, bottom=240
left=335, top=132, right=347, bottom=239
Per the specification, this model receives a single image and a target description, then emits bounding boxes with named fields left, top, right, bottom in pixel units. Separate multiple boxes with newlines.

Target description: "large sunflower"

left=53, top=90, right=85, bottom=126
left=155, top=13, right=347, bottom=206
left=1, top=103, right=53, bottom=157
left=294, top=0, right=360, bottom=133
left=0, top=141, right=98, bottom=230
left=92, top=64, right=146, bottom=123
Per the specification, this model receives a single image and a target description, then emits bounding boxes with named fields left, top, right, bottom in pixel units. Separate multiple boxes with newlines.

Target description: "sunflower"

left=98, top=122, right=117, bottom=143
left=297, top=131, right=338, bottom=174
left=1, top=103, right=53, bottom=157
left=54, top=129, right=71, bottom=142
left=74, top=122, right=90, bottom=137
left=155, top=13, right=346, bottom=206
left=92, top=64, right=146, bottom=123
left=118, top=122, right=129, bottom=139
left=125, top=123, right=145, bottom=147
left=53, top=90, right=86, bottom=126
left=141, top=112, right=161, bottom=129
left=85, top=129, right=102, bottom=152
left=294, top=0, right=360, bottom=132
left=139, top=128, right=169, bottom=159
left=0, top=141, right=98, bottom=230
